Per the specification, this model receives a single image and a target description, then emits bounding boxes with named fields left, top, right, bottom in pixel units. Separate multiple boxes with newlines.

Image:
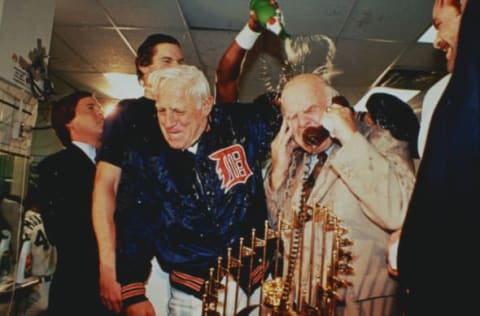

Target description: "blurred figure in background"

left=37, top=91, right=113, bottom=316
left=364, top=93, right=420, bottom=159
left=17, top=194, right=56, bottom=316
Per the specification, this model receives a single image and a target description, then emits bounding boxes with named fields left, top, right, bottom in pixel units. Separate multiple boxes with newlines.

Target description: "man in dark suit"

left=37, top=91, right=113, bottom=315
left=398, top=0, right=480, bottom=315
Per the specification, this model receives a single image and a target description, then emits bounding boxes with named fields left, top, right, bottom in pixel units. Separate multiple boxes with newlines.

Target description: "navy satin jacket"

left=116, top=102, right=281, bottom=302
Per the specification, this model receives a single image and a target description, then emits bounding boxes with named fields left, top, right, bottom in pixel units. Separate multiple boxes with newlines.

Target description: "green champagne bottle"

left=249, top=0, right=290, bottom=39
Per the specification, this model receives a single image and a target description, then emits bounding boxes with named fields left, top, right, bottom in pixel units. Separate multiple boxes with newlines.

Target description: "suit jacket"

left=398, top=1, right=480, bottom=314
left=265, top=126, right=415, bottom=315
left=37, top=144, right=111, bottom=316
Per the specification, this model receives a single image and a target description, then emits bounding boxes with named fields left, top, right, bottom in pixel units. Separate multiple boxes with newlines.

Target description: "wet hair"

left=148, top=65, right=211, bottom=109
left=281, top=73, right=337, bottom=111
left=366, top=92, right=420, bottom=158
left=332, top=95, right=354, bottom=113
left=135, top=33, right=181, bottom=81
left=51, top=91, right=92, bottom=147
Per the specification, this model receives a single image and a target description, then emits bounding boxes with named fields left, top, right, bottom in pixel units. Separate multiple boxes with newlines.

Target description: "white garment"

left=18, top=210, right=56, bottom=316
left=417, top=74, right=451, bottom=157
left=168, top=274, right=263, bottom=316
left=72, top=141, right=97, bottom=163
left=146, top=258, right=264, bottom=315
left=388, top=74, right=452, bottom=275
left=145, top=259, right=170, bottom=315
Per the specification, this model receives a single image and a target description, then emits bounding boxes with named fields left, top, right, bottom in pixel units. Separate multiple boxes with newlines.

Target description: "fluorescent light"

left=102, top=102, right=118, bottom=117
left=103, top=73, right=143, bottom=99
left=417, top=25, right=436, bottom=43
left=354, top=87, right=420, bottom=112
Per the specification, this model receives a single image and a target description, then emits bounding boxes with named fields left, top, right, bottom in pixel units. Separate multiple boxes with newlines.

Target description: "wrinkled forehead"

left=281, top=77, right=330, bottom=114
left=156, top=81, right=192, bottom=104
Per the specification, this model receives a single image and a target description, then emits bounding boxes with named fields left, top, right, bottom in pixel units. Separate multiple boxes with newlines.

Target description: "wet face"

left=432, top=0, right=462, bottom=72
left=280, top=74, right=332, bottom=154
left=156, top=80, right=212, bottom=150
left=142, top=43, right=185, bottom=82
left=67, top=96, right=104, bottom=146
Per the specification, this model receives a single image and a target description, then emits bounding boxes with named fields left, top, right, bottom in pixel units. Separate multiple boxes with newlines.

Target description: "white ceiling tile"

left=54, top=0, right=109, bottom=26
left=332, top=38, right=406, bottom=86
left=100, top=0, right=186, bottom=28
left=340, top=0, right=432, bottom=41
left=45, top=0, right=439, bottom=106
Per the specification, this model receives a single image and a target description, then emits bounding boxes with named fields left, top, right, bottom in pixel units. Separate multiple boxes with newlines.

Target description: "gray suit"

left=265, top=126, right=415, bottom=315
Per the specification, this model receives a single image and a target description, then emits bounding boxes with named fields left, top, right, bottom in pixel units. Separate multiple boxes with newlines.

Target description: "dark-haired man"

left=37, top=91, right=112, bottom=315
left=416, top=0, right=464, bottom=157
left=398, top=0, right=480, bottom=315
left=92, top=24, right=266, bottom=313
left=386, top=1, right=467, bottom=276
left=92, top=33, right=185, bottom=315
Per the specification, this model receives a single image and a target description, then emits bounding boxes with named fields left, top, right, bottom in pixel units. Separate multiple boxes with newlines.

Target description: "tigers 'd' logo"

left=209, top=144, right=253, bottom=193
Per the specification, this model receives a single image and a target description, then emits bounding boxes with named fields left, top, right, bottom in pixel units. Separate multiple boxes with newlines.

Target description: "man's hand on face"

left=270, top=120, right=296, bottom=190
left=321, top=103, right=357, bottom=145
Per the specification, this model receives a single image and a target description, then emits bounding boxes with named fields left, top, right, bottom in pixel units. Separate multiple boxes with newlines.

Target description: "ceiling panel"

left=53, top=0, right=109, bottom=25
left=178, top=0, right=249, bottom=31
left=190, top=29, right=236, bottom=69
left=48, top=32, right=96, bottom=73
left=396, top=43, right=447, bottom=72
left=340, top=0, right=432, bottom=41
left=45, top=0, right=443, bottom=115
left=100, top=0, right=187, bottom=29
left=332, top=38, right=406, bottom=86
left=281, top=0, right=356, bottom=37
left=53, top=27, right=134, bottom=73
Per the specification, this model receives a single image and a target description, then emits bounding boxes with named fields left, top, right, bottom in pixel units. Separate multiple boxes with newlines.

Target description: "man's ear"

left=138, top=64, right=150, bottom=81
left=202, top=95, right=214, bottom=115
left=65, top=120, right=73, bottom=130
left=65, top=121, right=74, bottom=138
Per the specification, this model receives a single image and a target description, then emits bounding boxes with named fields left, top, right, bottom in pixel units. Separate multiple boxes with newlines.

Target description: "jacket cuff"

left=121, top=282, right=147, bottom=307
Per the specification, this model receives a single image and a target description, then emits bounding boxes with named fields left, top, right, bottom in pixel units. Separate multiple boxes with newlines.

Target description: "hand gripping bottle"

left=250, top=0, right=290, bottom=39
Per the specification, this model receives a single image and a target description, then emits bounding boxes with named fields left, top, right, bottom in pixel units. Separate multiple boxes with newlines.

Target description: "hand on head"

left=270, top=119, right=297, bottom=190
left=321, top=103, right=357, bottom=144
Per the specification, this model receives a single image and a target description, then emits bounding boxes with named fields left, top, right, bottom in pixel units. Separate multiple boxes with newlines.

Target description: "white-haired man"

left=114, top=65, right=281, bottom=315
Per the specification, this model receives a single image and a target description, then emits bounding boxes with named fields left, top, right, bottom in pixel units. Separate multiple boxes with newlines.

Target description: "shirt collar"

left=187, top=142, right=198, bottom=154
left=72, top=141, right=96, bottom=163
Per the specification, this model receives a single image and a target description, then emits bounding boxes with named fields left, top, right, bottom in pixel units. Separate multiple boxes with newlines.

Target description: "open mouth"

left=303, top=126, right=330, bottom=148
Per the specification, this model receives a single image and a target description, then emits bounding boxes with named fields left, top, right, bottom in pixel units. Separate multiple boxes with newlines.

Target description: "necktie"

left=304, top=152, right=327, bottom=199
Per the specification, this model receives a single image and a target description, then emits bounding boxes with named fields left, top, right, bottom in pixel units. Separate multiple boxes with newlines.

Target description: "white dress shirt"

left=72, top=141, right=96, bottom=164
left=417, top=74, right=451, bottom=157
